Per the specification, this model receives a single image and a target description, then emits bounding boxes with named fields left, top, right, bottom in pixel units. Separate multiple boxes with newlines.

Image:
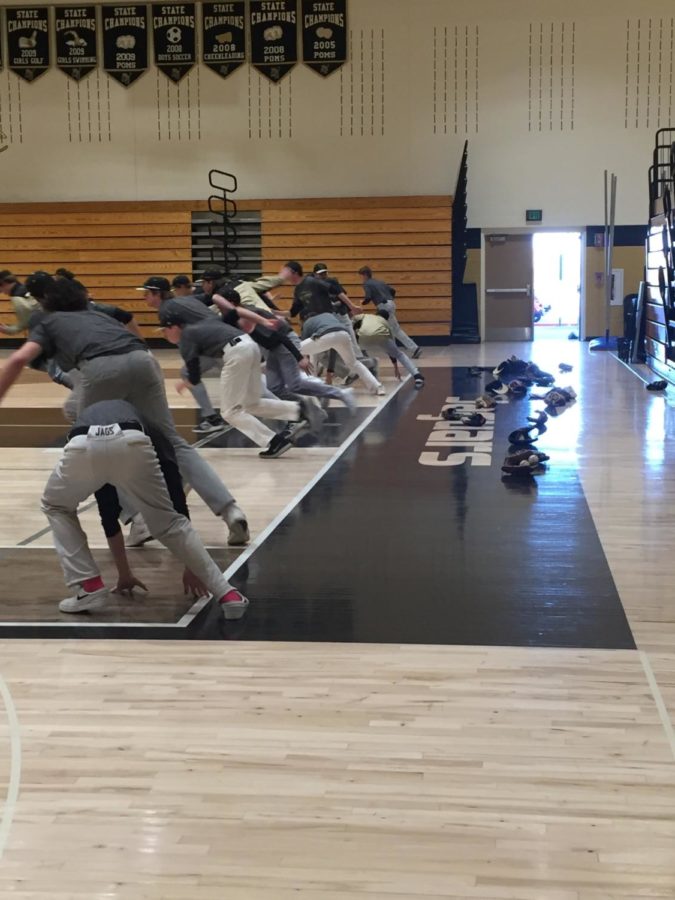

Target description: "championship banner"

left=249, top=0, right=297, bottom=83
left=301, top=0, right=346, bottom=76
left=152, top=2, right=196, bottom=82
left=202, top=1, right=246, bottom=80
left=5, top=7, right=51, bottom=83
left=55, top=5, right=98, bottom=82
left=102, top=4, right=148, bottom=86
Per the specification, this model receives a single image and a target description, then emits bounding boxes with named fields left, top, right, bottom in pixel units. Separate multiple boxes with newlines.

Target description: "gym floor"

left=0, top=340, right=674, bottom=897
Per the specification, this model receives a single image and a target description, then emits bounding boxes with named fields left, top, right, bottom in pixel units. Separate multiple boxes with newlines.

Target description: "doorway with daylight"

left=532, top=231, right=582, bottom=339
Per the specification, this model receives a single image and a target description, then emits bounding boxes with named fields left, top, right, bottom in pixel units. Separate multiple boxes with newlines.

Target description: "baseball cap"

left=313, top=263, right=328, bottom=274
left=137, top=275, right=171, bottom=292
left=171, top=274, right=192, bottom=288
left=158, top=310, right=186, bottom=328
left=285, top=260, right=303, bottom=276
left=201, top=266, right=225, bottom=281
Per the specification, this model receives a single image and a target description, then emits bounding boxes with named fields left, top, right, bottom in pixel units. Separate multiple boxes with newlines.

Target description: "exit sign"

left=526, top=209, right=543, bottom=222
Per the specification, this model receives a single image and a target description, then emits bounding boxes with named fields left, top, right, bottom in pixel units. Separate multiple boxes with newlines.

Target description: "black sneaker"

left=461, top=412, right=486, bottom=427
left=259, top=428, right=294, bottom=458
left=193, top=414, right=226, bottom=434
left=413, top=374, right=425, bottom=390
left=558, top=363, right=573, bottom=373
left=646, top=380, right=668, bottom=391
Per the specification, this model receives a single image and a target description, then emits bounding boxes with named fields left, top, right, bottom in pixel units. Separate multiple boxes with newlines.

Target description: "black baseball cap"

left=285, top=260, right=303, bottom=276
left=137, top=275, right=171, bottom=292
left=171, top=274, right=192, bottom=288
left=313, top=263, right=328, bottom=274
left=201, top=266, right=225, bottom=281
left=158, top=311, right=186, bottom=328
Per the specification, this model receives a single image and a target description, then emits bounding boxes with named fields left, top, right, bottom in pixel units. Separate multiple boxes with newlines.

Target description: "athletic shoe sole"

left=219, top=596, right=250, bottom=620
left=192, top=421, right=227, bottom=434
left=227, top=519, right=250, bottom=546
left=59, top=589, right=110, bottom=614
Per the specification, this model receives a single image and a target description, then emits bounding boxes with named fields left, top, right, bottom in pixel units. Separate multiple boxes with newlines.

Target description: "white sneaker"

left=375, top=384, right=386, bottom=396
left=341, top=387, right=358, bottom=415
left=59, top=586, right=110, bottom=614
left=222, top=503, right=250, bottom=546
left=217, top=589, right=250, bottom=620
left=126, top=515, right=153, bottom=548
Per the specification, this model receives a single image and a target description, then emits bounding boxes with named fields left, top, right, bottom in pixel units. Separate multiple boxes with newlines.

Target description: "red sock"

left=82, top=576, right=104, bottom=593
left=219, top=589, right=241, bottom=604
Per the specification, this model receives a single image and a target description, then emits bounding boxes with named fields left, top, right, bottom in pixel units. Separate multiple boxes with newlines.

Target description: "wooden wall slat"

left=0, top=195, right=451, bottom=214
left=0, top=238, right=192, bottom=250
left=263, top=208, right=451, bottom=223
left=262, top=233, right=451, bottom=248
left=265, top=220, right=452, bottom=235
left=0, top=225, right=193, bottom=238
left=263, top=245, right=450, bottom=262
left=0, top=213, right=192, bottom=226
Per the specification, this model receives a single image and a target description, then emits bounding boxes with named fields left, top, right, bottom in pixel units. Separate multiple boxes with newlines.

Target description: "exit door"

left=484, top=233, right=534, bottom=341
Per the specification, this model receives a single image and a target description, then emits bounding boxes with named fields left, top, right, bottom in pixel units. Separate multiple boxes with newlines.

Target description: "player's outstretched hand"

left=182, top=568, right=210, bottom=598
left=112, top=574, right=149, bottom=596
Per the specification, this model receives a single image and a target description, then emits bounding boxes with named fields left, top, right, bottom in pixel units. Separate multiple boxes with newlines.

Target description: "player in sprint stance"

left=352, top=311, right=425, bottom=389
left=0, top=277, right=250, bottom=547
left=358, top=266, right=421, bottom=358
left=41, top=398, right=248, bottom=618
left=161, top=308, right=324, bottom=459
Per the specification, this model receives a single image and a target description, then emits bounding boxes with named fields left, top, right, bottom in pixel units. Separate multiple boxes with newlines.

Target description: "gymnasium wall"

left=0, top=0, right=669, bottom=228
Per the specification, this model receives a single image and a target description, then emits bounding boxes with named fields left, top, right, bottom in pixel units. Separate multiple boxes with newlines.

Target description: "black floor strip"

left=203, top=367, right=635, bottom=649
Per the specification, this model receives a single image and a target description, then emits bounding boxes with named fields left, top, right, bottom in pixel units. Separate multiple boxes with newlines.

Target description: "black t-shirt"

left=90, top=300, right=133, bottom=325
left=322, top=276, right=350, bottom=316
left=289, top=275, right=335, bottom=321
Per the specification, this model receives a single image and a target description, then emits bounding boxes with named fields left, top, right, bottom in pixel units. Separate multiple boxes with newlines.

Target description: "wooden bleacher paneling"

left=1, top=196, right=452, bottom=339
left=0, top=203, right=193, bottom=338
left=260, top=197, right=452, bottom=337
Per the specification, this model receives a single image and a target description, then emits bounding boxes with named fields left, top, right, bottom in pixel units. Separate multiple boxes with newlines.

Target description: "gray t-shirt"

left=28, top=310, right=146, bottom=371
left=301, top=312, right=347, bottom=340
left=362, top=277, right=394, bottom=305
left=179, top=318, right=244, bottom=384
left=160, top=295, right=217, bottom=324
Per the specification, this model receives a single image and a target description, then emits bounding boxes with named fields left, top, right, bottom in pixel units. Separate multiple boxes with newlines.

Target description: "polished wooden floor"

left=1, top=340, right=675, bottom=897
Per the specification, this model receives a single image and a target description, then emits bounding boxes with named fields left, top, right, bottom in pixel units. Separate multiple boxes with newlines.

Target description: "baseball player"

left=358, top=266, right=421, bottom=358
left=161, top=308, right=324, bottom=458
left=42, top=398, right=248, bottom=618
left=353, top=311, right=425, bottom=389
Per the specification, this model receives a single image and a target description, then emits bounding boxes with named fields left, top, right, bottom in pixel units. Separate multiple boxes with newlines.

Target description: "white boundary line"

left=0, top=672, right=21, bottom=860
left=639, top=651, right=675, bottom=763
left=220, top=379, right=409, bottom=583
left=613, top=353, right=658, bottom=387
left=0, top=381, right=409, bottom=630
